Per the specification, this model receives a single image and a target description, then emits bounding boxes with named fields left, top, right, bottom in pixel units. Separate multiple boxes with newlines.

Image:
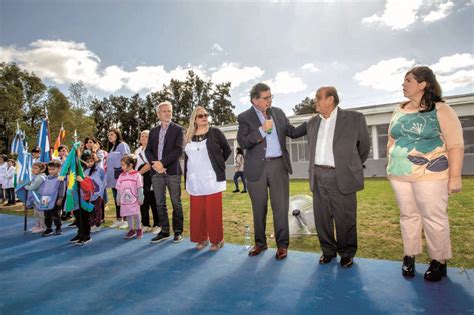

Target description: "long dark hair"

left=236, top=147, right=244, bottom=157
left=108, top=128, right=123, bottom=152
left=402, top=66, right=443, bottom=112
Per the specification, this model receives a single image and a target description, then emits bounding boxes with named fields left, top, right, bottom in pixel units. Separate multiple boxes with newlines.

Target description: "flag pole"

left=23, top=190, right=28, bottom=233
left=73, top=131, right=83, bottom=242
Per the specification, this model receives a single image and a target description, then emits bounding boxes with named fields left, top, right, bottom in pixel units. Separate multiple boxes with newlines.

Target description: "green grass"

left=2, top=177, right=473, bottom=268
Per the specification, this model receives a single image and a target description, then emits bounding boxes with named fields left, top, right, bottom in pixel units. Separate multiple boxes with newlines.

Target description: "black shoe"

left=402, top=255, right=415, bottom=277
left=41, top=229, right=54, bottom=237
left=340, top=257, right=354, bottom=268
left=76, top=237, right=91, bottom=246
left=150, top=232, right=170, bottom=244
left=173, top=233, right=183, bottom=243
left=319, top=254, right=336, bottom=264
left=68, top=221, right=77, bottom=227
left=232, top=189, right=240, bottom=193
left=54, top=228, right=63, bottom=235
left=241, top=190, right=247, bottom=193
left=69, top=234, right=81, bottom=243
left=424, top=260, right=447, bottom=282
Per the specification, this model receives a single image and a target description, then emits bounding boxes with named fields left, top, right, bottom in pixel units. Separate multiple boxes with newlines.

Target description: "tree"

left=292, top=97, right=315, bottom=115
left=210, top=82, right=236, bottom=125
left=68, top=81, right=93, bottom=111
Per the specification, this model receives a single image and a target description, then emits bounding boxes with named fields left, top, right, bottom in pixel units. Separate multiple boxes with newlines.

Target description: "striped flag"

left=59, top=142, right=94, bottom=213
left=10, top=127, right=23, bottom=155
left=36, top=118, right=51, bottom=163
left=15, top=139, right=33, bottom=203
left=52, top=126, right=66, bottom=159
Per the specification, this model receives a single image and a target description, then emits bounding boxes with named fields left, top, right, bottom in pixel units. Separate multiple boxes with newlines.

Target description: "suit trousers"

left=190, top=192, right=223, bottom=244
left=140, top=187, right=159, bottom=227
left=313, top=166, right=357, bottom=258
left=389, top=178, right=452, bottom=260
left=247, top=158, right=289, bottom=248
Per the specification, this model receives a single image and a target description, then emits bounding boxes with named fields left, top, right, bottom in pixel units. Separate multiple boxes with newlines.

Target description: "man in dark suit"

left=237, top=83, right=305, bottom=260
left=303, top=86, right=370, bottom=267
left=145, top=101, right=185, bottom=244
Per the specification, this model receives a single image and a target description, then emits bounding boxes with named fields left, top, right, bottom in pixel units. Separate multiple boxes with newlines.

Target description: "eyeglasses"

left=197, top=113, right=209, bottom=119
left=259, top=95, right=274, bottom=101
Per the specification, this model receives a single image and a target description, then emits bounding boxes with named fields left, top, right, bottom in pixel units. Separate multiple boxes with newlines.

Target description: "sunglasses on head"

left=197, top=113, right=209, bottom=119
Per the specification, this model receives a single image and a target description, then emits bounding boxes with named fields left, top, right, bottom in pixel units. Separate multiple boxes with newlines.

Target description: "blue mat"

left=0, top=214, right=473, bottom=314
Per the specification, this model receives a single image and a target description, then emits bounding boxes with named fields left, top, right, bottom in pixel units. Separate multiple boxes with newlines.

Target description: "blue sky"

left=1, top=0, right=473, bottom=115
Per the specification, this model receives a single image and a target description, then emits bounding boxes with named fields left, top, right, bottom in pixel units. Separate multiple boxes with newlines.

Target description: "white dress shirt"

left=314, top=107, right=338, bottom=167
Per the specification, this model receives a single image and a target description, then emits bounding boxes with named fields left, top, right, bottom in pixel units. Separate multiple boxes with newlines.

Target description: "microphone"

left=265, top=107, right=273, bottom=134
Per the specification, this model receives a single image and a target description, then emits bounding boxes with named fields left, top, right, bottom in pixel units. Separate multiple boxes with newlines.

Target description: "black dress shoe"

left=424, top=260, right=447, bottom=282
left=340, top=257, right=353, bottom=268
left=402, top=255, right=415, bottom=277
left=319, top=255, right=336, bottom=264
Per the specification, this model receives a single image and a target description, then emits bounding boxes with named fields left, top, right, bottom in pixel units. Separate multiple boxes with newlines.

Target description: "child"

left=0, top=155, right=8, bottom=203
left=38, top=160, right=65, bottom=236
left=24, top=162, right=47, bottom=233
left=4, top=159, right=16, bottom=206
left=78, top=151, right=105, bottom=235
left=116, top=154, right=144, bottom=239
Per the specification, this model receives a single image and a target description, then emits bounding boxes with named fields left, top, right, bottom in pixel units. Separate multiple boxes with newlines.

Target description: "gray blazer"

left=306, top=108, right=370, bottom=194
left=237, top=106, right=305, bottom=182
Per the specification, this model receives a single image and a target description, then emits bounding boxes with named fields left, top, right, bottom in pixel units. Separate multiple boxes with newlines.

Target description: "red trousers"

left=190, top=192, right=223, bottom=244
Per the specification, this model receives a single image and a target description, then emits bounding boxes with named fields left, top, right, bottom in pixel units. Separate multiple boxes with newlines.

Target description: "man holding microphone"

left=237, top=83, right=305, bottom=260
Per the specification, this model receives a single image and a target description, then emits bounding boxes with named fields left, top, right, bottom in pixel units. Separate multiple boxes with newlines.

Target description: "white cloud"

left=430, top=53, right=474, bottom=74
left=211, top=63, right=264, bottom=90
left=362, top=0, right=423, bottom=30
left=301, top=63, right=319, bottom=73
left=96, top=66, right=128, bottom=92
left=353, top=57, right=416, bottom=91
left=354, top=53, right=474, bottom=92
left=210, top=43, right=227, bottom=56
left=423, top=1, right=454, bottom=23
left=239, top=95, right=249, bottom=105
left=438, top=69, right=474, bottom=92
left=264, top=71, right=307, bottom=94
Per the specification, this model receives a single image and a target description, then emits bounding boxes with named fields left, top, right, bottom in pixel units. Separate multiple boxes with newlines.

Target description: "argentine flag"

left=36, top=118, right=51, bottom=162
left=15, top=139, right=33, bottom=203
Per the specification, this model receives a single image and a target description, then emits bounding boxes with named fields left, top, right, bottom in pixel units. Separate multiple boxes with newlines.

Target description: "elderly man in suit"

left=303, top=86, right=370, bottom=268
left=237, top=83, right=305, bottom=260
left=145, top=101, right=185, bottom=244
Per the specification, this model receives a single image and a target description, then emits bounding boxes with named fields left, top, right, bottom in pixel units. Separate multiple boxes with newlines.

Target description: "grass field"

left=1, top=177, right=473, bottom=268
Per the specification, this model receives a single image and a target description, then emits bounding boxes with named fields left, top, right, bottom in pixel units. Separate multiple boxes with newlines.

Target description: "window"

left=460, top=116, right=474, bottom=154
left=287, top=135, right=309, bottom=163
left=377, top=124, right=389, bottom=158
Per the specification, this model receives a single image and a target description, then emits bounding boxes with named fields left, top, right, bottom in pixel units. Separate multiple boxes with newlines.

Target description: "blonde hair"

left=185, top=106, right=208, bottom=144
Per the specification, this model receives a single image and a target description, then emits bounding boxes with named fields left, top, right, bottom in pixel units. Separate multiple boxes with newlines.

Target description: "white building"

left=219, top=93, right=474, bottom=179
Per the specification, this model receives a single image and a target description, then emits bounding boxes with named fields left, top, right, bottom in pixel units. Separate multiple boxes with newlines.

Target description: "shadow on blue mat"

left=0, top=214, right=473, bottom=314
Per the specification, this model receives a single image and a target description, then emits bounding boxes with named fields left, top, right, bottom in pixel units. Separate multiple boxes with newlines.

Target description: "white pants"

left=390, top=179, right=452, bottom=260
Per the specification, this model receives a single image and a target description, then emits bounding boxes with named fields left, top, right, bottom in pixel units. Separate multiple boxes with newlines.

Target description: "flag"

left=15, top=139, right=33, bottom=203
left=36, top=118, right=51, bottom=162
left=59, top=142, right=94, bottom=213
left=10, top=126, right=23, bottom=155
left=52, top=126, right=66, bottom=159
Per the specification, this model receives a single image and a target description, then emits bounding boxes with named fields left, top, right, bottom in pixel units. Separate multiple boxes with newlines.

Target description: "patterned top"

left=387, top=102, right=464, bottom=181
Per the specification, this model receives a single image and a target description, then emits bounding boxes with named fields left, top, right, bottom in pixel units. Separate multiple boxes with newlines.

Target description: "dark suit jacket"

left=305, top=108, right=370, bottom=194
left=237, top=106, right=305, bottom=182
left=145, top=122, right=184, bottom=176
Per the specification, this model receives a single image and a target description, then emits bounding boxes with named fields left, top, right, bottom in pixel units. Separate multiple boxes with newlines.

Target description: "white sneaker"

left=110, top=220, right=121, bottom=228
left=142, top=226, right=151, bottom=233
left=91, top=225, right=101, bottom=233
left=152, top=226, right=162, bottom=234
left=119, top=221, right=129, bottom=229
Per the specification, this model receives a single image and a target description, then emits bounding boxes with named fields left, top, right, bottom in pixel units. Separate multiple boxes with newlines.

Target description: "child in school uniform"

left=78, top=151, right=105, bottom=234
left=38, top=160, right=65, bottom=236
left=4, top=159, right=16, bottom=206
left=116, top=154, right=144, bottom=239
left=25, top=162, right=47, bottom=233
left=0, top=155, right=8, bottom=203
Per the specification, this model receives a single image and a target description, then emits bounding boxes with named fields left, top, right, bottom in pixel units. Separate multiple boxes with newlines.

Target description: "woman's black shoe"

left=232, top=189, right=240, bottom=193
left=424, top=260, right=447, bottom=282
left=402, top=255, right=415, bottom=277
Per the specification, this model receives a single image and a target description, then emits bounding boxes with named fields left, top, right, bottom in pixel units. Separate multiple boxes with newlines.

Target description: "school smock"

left=82, top=166, right=105, bottom=202
left=4, top=166, right=15, bottom=189
left=0, top=163, right=7, bottom=186
left=105, top=142, right=130, bottom=189
left=116, top=170, right=143, bottom=216
left=185, top=139, right=226, bottom=196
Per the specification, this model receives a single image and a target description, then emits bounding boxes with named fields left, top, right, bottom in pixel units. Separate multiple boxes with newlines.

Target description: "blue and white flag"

left=36, top=118, right=51, bottom=163
left=10, top=128, right=23, bottom=155
left=15, top=139, right=33, bottom=203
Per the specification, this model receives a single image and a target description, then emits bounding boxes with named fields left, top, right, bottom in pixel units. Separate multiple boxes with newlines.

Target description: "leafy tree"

left=68, top=81, right=93, bottom=111
left=210, top=82, right=236, bottom=125
left=292, top=97, right=315, bottom=115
